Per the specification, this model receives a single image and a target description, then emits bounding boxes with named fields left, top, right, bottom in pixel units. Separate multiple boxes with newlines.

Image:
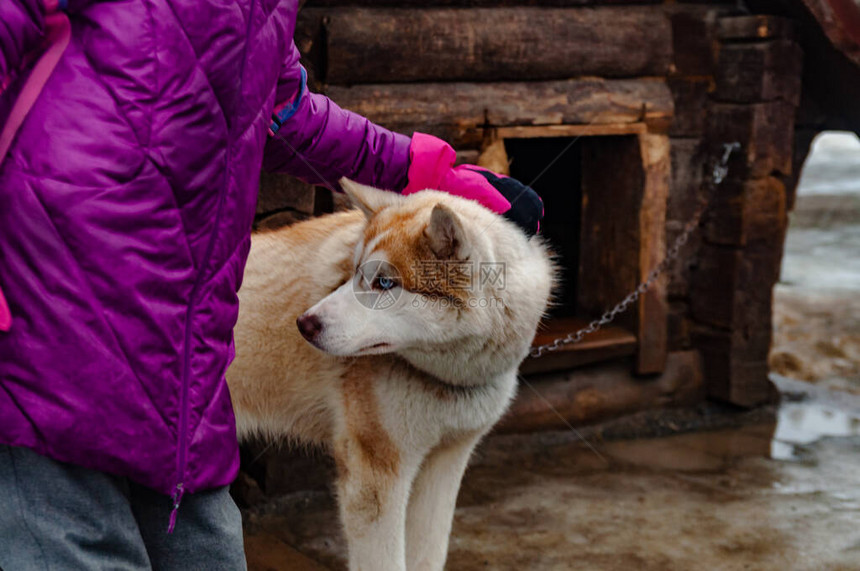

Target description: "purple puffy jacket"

left=0, top=0, right=411, bottom=500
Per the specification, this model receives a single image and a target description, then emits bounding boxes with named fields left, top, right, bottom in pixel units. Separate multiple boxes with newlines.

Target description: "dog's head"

left=296, top=178, right=554, bottom=383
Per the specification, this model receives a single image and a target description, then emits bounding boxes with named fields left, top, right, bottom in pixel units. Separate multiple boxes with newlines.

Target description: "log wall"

left=256, top=1, right=805, bottom=414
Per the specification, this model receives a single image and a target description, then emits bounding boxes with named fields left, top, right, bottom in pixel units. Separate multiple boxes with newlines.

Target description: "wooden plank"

left=498, top=351, right=705, bottom=433
left=321, top=7, right=673, bottom=84
left=636, top=133, right=670, bottom=374
left=326, top=79, right=673, bottom=147
left=522, top=317, right=637, bottom=375
left=578, top=136, right=644, bottom=338
left=494, top=124, right=646, bottom=139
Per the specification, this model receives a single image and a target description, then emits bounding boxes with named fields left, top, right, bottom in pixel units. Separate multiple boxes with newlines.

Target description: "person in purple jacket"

left=0, top=0, right=543, bottom=567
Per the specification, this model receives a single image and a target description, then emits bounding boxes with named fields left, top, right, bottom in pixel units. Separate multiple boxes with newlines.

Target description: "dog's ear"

left=425, top=203, right=469, bottom=260
left=340, top=178, right=405, bottom=219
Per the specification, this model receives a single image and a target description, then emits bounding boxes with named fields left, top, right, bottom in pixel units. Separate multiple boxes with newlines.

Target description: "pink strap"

left=0, top=7, right=71, bottom=332
left=0, top=11, right=70, bottom=161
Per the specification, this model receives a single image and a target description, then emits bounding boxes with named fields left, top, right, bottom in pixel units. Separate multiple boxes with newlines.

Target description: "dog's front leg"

left=405, top=431, right=484, bottom=571
left=334, top=433, right=421, bottom=571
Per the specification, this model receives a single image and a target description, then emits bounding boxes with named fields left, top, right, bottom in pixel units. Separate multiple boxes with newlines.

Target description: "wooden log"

left=689, top=244, right=739, bottom=331
left=714, top=40, right=803, bottom=105
left=690, top=236, right=785, bottom=333
left=667, top=77, right=712, bottom=137
left=326, top=79, right=674, bottom=147
left=664, top=139, right=706, bottom=302
left=704, top=176, right=787, bottom=247
left=665, top=219, right=701, bottom=300
left=705, top=101, right=796, bottom=178
left=669, top=7, right=720, bottom=75
left=667, top=138, right=706, bottom=224
left=320, top=7, right=673, bottom=84
left=692, top=325, right=777, bottom=407
left=717, top=15, right=796, bottom=41
left=493, top=123, right=647, bottom=139
left=497, top=350, right=705, bottom=433
left=258, top=172, right=317, bottom=216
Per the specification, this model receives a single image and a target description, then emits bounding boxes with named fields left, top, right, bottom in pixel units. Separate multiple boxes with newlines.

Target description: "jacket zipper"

left=169, top=177, right=230, bottom=533
left=168, top=297, right=195, bottom=533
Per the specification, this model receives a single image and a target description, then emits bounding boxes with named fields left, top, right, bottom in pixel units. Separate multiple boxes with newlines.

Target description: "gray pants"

left=0, top=445, right=246, bottom=570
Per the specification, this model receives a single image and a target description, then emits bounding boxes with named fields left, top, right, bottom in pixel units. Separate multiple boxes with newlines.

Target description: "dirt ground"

left=769, top=187, right=860, bottom=394
left=771, top=286, right=860, bottom=394
left=243, top=381, right=860, bottom=571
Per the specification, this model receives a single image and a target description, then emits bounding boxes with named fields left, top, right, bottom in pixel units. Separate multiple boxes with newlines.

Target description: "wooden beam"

left=522, top=317, right=637, bottom=375
left=326, top=79, right=673, bottom=147
left=494, top=124, right=646, bottom=139
left=320, top=7, right=673, bottom=84
left=498, top=350, right=705, bottom=433
left=636, top=133, right=670, bottom=374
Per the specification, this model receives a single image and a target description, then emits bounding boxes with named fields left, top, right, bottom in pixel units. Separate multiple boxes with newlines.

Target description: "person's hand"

left=402, top=133, right=543, bottom=236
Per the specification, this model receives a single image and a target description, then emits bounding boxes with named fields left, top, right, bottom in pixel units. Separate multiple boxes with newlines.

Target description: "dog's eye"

left=374, top=276, right=397, bottom=290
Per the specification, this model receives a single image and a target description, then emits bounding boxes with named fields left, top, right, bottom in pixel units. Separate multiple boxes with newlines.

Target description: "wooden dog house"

left=252, top=0, right=860, bottom=437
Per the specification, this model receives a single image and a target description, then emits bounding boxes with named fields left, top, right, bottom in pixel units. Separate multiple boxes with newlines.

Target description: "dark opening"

left=505, top=137, right=582, bottom=317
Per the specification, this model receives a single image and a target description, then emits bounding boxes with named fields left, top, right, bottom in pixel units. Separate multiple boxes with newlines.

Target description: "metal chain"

left=529, top=142, right=741, bottom=359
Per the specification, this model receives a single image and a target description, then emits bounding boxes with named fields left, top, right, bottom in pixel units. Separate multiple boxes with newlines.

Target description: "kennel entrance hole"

left=499, top=131, right=662, bottom=375
left=505, top=137, right=581, bottom=317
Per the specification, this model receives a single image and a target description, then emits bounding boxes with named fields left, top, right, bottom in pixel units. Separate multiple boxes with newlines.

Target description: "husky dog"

left=228, top=179, right=554, bottom=571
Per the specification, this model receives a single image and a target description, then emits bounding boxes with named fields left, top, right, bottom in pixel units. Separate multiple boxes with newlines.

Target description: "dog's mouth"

left=357, top=341, right=392, bottom=354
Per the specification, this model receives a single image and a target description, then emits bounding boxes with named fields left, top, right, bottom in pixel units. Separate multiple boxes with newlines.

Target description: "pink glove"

left=0, top=286, right=10, bottom=332
left=403, top=133, right=543, bottom=235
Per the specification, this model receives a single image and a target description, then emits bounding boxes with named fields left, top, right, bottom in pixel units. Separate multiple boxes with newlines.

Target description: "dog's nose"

left=296, top=313, right=323, bottom=341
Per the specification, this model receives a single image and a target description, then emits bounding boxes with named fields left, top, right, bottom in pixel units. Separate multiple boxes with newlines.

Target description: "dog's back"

left=229, top=210, right=364, bottom=444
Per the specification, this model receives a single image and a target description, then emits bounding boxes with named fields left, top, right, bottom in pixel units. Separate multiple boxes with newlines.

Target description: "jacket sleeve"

left=262, top=42, right=412, bottom=192
left=0, top=0, right=46, bottom=91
